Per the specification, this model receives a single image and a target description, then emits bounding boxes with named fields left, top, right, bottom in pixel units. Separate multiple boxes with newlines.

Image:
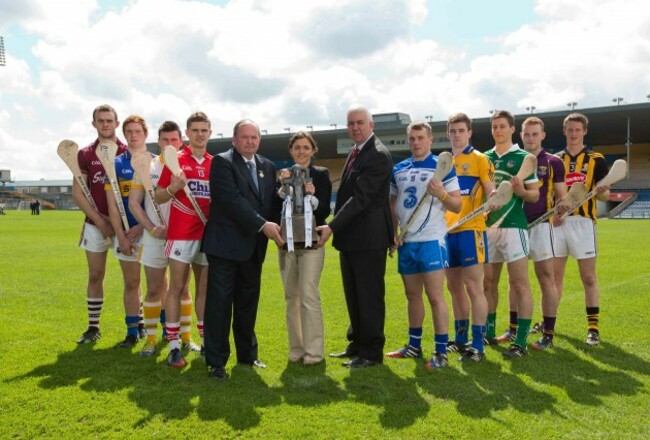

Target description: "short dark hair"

left=158, top=120, right=182, bottom=139
left=186, top=111, right=210, bottom=129
left=447, top=112, right=472, bottom=130
left=490, top=110, right=515, bottom=127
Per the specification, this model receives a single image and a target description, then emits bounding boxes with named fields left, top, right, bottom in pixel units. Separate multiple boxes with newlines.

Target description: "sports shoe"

left=502, top=344, right=528, bottom=359
left=586, top=330, right=601, bottom=346
left=139, top=341, right=157, bottom=357
left=166, top=348, right=186, bottom=368
left=181, top=340, right=202, bottom=354
left=532, top=334, right=554, bottom=351
left=77, top=327, right=101, bottom=344
left=425, top=352, right=448, bottom=370
left=459, top=347, right=486, bottom=362
left=496, top=329, right=517, bottom=344
left=447, top=341, right=470, bottom=354
left=385, top=345, right=422, bottom=359
left=118, top=334, right=139, bottom=348
left=138, top=325, right=147, bottom=340
left=483, top=336, right=499, bottom=346
left=529, top=322, right=544, bottom=334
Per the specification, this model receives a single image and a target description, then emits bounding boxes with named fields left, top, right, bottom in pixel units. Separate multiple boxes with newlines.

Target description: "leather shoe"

left=342, top=357, right=379, bottom=368
left=208, top=366, right=227, bottom=379
left=329, top=350, right=358, bottom=359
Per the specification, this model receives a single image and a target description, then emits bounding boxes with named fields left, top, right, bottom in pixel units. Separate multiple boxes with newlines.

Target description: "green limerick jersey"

left=484, top=144, right=537, bottom=229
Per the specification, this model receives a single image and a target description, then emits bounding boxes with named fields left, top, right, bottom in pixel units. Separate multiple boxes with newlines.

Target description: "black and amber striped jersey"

left=555, top=147, right=609, bottom=221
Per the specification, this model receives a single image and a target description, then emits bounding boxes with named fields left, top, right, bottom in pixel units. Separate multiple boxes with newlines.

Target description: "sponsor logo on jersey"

left=174, top=248, right=182, bottom=256
left=566, top=172, right=586, bottom=186
left=187, top=180, right=210, bottom=197
left=92, top=172, right=104, bottom=184
left=91, top=160, right=101, bottom=166
left=398, top=176, right=407, bottom=182
left=420, top=174, right=428, bottom=182
left=460, top=188, right=471, bottom=195
left=182, top=165, right=193, bottom=172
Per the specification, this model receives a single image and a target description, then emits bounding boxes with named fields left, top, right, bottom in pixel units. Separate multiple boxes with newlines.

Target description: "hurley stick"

left=527, top=181, right=587, bottom=228
left=162, top=146, right=207, bottom=225
left=96, top=140, right=130, bottom=231
left=57, top=140, right=98, bottom=211
left=446, top=181, right=513, bottom=233
left=490, top=153, right=538, bottom=228
left=131, top=151, right=165, bottom=226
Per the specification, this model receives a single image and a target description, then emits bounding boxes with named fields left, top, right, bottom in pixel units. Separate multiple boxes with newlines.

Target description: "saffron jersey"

left=391, top=153, right=459, bottom=243
left=485, top=144, right=538, bottom=229
left=524, top=149, right=565, bottom=224
left=445, top=146, right=494, bottom=233
left=157, top=149, right=212, bottom=240
left=104, top=149, right=142, bottom=229
left=555, top=147, right=608, bottom=221
left=77, top=138, right=127, bottom=225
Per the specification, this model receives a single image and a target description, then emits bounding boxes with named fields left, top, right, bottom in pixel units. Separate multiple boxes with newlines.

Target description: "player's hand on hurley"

left=151, top=225, right=168, bottom=240
left=96, top=216, right=114, bottom=238
left=304, top=181, right=315, bottom=195
left=487, top=190, right=503, bottom=211
left=262, top=222, right=284, bottom=247
left=117, top=235, right=134, bottom=256
left=126, top=224, right=143, bottom=242
left=510, top=176, right=525, bottom=196
left=168, top=172, right=187, bottom=194
left=552, top=215, right=564, bottom=227
left=427, top=179, right=445, bottom=198
left=316, top=225, right=332, bottom=247
left=596, top=183, right=610, bottom=195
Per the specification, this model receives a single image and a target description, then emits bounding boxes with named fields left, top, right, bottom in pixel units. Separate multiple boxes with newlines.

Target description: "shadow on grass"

left=413, top=357, right=559, bottom=423
left=509, top=341, right=645, bottom=407
left=278, top=360, right=347, bottom=406
left=561, top=334, right=650, bottom=376
left=343, top=363, right=429, bottom=429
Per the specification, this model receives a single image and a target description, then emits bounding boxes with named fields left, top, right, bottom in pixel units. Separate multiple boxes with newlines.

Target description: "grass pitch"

left=1, top=211, right=649, bottom=439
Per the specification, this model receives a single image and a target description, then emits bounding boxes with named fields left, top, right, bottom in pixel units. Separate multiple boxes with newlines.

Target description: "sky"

left=1, top=0, right=649, bottom=180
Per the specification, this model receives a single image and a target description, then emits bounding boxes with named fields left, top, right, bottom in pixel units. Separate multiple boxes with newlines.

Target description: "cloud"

left=1, top=0, right=650, bottom=180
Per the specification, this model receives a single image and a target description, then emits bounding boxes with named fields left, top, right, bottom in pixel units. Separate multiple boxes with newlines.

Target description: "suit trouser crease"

left=339, top=249, right=387, bottom=362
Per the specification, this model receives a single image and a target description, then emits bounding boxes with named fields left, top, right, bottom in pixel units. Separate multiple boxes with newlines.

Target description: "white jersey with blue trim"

left=390, top=153, right=459, bottom=242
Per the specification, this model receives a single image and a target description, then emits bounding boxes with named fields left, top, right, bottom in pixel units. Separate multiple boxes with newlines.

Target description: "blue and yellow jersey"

left=445, top=146, right=494, bottom=233
left=104, top=149, right=142, bottom=228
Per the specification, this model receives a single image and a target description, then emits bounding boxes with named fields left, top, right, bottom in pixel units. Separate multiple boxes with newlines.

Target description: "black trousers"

left=339, top=249, right=387, bottom=362
left=204, top=255, right=262, bottom=368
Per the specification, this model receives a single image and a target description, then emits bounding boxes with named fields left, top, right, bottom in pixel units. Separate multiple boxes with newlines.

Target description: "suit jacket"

left=202, top=148, right=277, bottom=263
left=307, top=165, right=332, bottom=227
left=329, top=134, right=393, bottom=252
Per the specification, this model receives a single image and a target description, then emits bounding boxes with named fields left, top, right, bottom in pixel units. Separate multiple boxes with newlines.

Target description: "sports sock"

left=180, top=299, right=193, bottom=343
left=509, top=311, right=518, bottom=334
left=87, top=297, right=103, bottom=329
left=486, top=313, right=497, bottom=339
left=125, top=315, right=140, bottom=337
left=160, top=309, right=167, bottom=338
left=471, top=324, right=486, bottom=352
left=455, top=319, right=469, bottom=345
left=166, top=321, right=181, bottom=350
left=586, top=307, right=599, bottom=333
left=542, top=316, right=556, bottom=340
left=434, top=334, right=448, bottom=355
left=408, top=327, right=423, bottom=349
left=143, top=301, right=162, bottom=343
left=514, top=318, right=531, bottom=348
left=138, top=302, right=144, bottom=327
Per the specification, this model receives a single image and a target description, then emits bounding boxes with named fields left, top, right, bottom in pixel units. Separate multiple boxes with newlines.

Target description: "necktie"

left=344, top=147, right=360, bottom=175
left=247, top=161, right=259, bottom=190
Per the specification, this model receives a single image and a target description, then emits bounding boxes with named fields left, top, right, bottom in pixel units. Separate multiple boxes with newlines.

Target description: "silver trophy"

left=280, top=166, right=318, bottom=247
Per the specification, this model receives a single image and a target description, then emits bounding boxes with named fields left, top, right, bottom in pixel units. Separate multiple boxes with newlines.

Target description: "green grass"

left=1, top=211, right=649, bottom=439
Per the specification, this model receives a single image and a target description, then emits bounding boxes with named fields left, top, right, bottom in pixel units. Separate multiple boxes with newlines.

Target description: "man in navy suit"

left=202, top=119, right=284, bottom=379
left=318, top=107, right=393, bottom=368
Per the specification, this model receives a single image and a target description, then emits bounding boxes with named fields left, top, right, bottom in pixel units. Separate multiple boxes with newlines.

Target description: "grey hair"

left=346, top=106, right=373, bottom=122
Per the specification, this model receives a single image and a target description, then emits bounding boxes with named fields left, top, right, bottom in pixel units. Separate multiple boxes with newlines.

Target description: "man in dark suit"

left=202, top=119, right=284, bottom=379
left=317, top=107, right=393, bottom=368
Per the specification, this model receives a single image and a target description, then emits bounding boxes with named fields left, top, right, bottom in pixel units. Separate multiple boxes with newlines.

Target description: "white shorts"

left=112, top=235, right=143, bottom=262
left=79, top=223, right=110, bottom=253
left=140, top=239, right=168, bottom=269
left=553, top=216, right=597, bottom=260
left=165, top=240, right=207, bottom=265
left=487, top=227, right=529, bottom=263
left=528, top=222, right=555, bottom=262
